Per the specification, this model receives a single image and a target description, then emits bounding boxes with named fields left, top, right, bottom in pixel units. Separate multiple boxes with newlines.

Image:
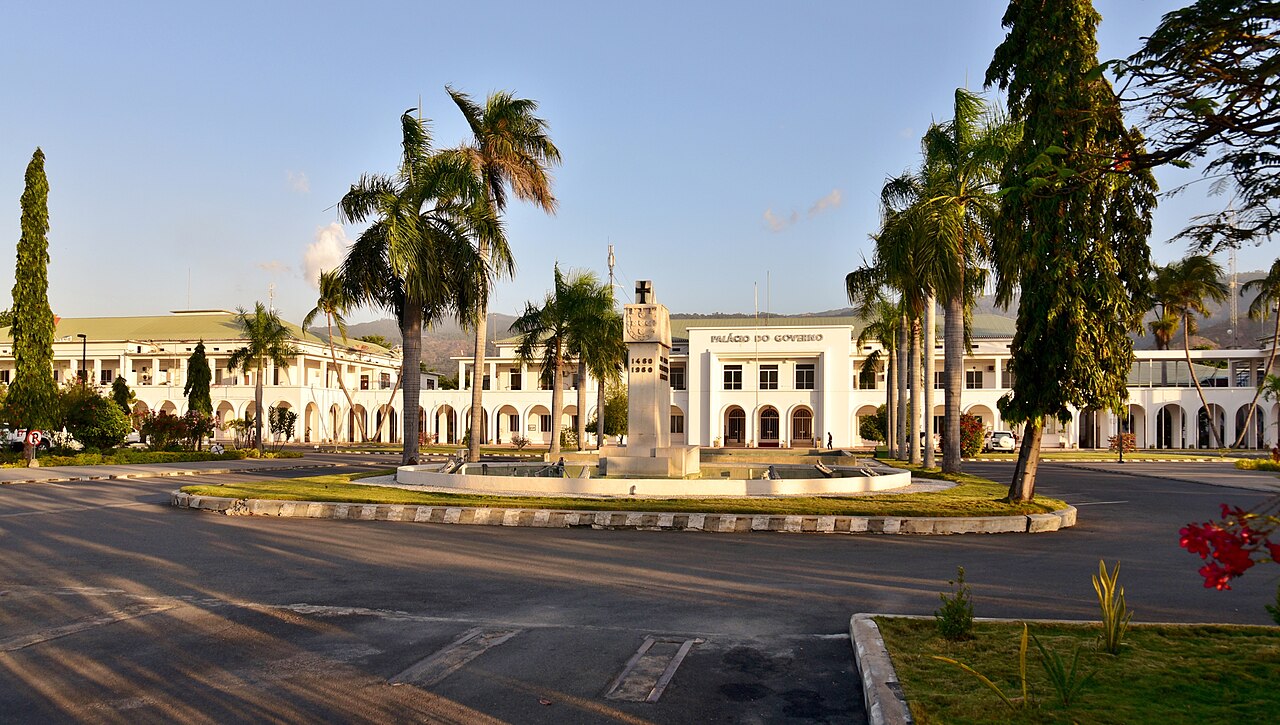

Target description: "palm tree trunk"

left=326, top=314, right=365, bottom=442
left=943, top=291, right=963, bottom=473
left=549, top=342, right=564, bottom=457
left=401, top=304, right=422, bottom=465
left=886, top=350, right=896, bottom=454
left=468, top=243, right=490, bottom=462
left=896, top=317, right=908, bottom=459
left=1184, top=314, right=1222, bottom=449
left=576, top=359, right=587, bottom=450
left=909, top=316, right=922, bottom=465
left=254, top=359, right=265, bottom=453
left=1007, top=419, right=1043, bottom=502
left=923, top=296, right=936, bottom=468
left=1230, top=312, right=1279, bottom=448
left=596, top=370, right=608, bottom=449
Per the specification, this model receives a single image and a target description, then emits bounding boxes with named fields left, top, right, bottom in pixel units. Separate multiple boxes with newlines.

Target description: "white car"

left=986, top=431, right=1016, bottom=452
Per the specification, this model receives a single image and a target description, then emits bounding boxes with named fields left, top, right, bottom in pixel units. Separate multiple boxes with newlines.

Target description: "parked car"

left=986, top=430, right=1016, bottom=452
left=4, top=427, right=54, bottom=453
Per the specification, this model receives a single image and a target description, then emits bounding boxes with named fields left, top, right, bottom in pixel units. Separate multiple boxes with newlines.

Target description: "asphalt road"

left=0, top=454, right=1276, bottom=723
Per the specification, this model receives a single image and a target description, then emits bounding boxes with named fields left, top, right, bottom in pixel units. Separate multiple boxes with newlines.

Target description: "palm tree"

left=512, top=266, right=601, bottom=456
left=1233, top=258, right=1280, bottom=447
left=566, top=278, right=622, bottom=450
left=447, top=87, right=562, bottom=463
left=227, top=302, right=300, bottom=453
left=1153, top=255, right=1230, bottom=449
left=302, top=269, right=366, bottom=442
left=920, top=88, right=1019, bottom=473
left=853, top=298, right=902, bottom=453
left=339, top=110, right=499, bottom=465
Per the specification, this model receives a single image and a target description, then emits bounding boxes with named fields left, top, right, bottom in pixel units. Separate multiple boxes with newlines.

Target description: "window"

left=0, top=370, right=9, bottom=384
left=53, top=369, right=60, bottom=382
left=380, top=373, right=391, bottom=390
left=509, top=414, right=519, bottom=432
left=423, top=378, right=436, bottom=390
left=273, top=367, right=280, bottom=386
left=360, top=375, right=370, bottom=391
left=510, top=370, right=522, bottom=391
left=965, top=370, right=984, bottom=389
left=934, top=371, right=944, bottom=389
left=483, top=374, right=491, bottom=391
left=724, top=365, right=742, bottom=390
left=539, top=414, right=552, bottom=432
left=670, top=366, right=685, bottom=391
left=760, top=365, right=778, bottom=390
left=795, top=364, right=815, bottom=390
left=671, top=413, right=684, bottom=434
left=100, top=369, right=113, bottom=386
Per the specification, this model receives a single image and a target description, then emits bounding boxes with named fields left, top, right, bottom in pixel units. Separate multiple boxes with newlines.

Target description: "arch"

left=670, top=407, right=691, bottom=445
left=562, top=404, right=579, bottom=438
left=1156, top=403, right=1187, bottom=449
left=462, top=407, right=489, bottom=444
left=214, top=401, right=235, bottom=439
left=965, top=404, right=995, bottom=432
left=434, top=404, right=457, bottom=445
left=329, top=404, right=342, bottom=443
left=1234, top=404, right=1266, bottom=449
left=243, top=400, right=258, bottom=424
left=132, top=400, right=151, bottom=417
left=1197, top=403, right=1226, bottom=448
left=496, top=404, right=519, bottom=444
left=757, top=406, right=781, bottom=447
left=853, top=404, right=880, bottom=447
left=349, top=404, right=367, bottom=443
left=158, top=400, right=178, bottom=416
left=723, top=406, right=747, bottom=447
left=525, top=404, right=550, bottom=445
left=374, top=404, right=397, bottom=443
left=1078, top=407, right=1105, bottom=449
left=1124, top=404, right=1147, bottom=449
left=790, top=406, right=814, bottom=447
left=303, top=402, right=318, bottom=443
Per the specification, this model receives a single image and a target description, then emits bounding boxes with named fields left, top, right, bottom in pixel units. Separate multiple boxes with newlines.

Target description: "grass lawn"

left=970, top=450, right=1239, bottom=462
left=876, top=617, right=1280, bottom=724
left=179, top=466, right=1068, bottom=517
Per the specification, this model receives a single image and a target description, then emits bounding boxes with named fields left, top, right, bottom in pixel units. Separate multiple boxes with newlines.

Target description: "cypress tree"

left=6, top=148, right=59, bottom=440
left=184, top=340, right=213, bottom=415
left=986, top=0, right=1157, bottom=501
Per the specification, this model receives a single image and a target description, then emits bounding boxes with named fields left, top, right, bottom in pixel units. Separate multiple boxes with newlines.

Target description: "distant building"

left=1, top=309, right=1274, bottom=449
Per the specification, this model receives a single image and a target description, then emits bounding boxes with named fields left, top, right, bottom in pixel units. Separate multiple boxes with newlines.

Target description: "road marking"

left=0, top=502, right=154, bottom=518
left=604, top=635, right=701, bottom=703
left=390, top=627, right=521, bottom=687
left=0, top=602, right=176, bottom=652
left=1073, top=500, right=1129, bottom=506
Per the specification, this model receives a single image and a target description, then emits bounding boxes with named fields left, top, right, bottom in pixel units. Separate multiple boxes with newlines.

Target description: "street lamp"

left=76, top=333, right=87, bottom=387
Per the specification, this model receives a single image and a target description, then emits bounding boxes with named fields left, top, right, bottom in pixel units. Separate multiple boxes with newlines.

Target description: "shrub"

left=959, top=414, right=985, bottom=457
left=511, top=434, right=530, bottom=450
left=1235, top=458, right=1280, bottom=472
left=560, top=427, right=578, bottom=450
left=268, top=406, right=297, bottom=451
left=1093, top=560, right=1132, bottom=655
left=1108, top=433, right=1136, bottom=454
left=859, top=405, right=887, bottom=443
left=63, top=390, right=131, bottom=449
left=139, top=411, right=188, bottom=451
left=182, top=410, right=216, bottom=450
left=935, top=566, right=975, bottom=641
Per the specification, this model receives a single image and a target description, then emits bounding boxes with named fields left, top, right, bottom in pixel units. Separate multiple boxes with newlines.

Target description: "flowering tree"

left=1180, top=498, right=1280, bottom=590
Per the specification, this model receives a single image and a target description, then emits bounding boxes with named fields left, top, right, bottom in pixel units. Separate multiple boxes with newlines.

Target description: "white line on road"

left=604, top=635, right=702, bottom=703
left=390, top=627, right=521, bottom=687
left=0, top=602, right=176, bottom=652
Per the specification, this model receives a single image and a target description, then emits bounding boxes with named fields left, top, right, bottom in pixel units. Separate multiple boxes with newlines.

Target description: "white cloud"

left=763, top=208, right=799, bottom=233
left=302, top=223, right=351, bottom=288
left=257, top=260, right=290, bottom=274
left=286, top=170, right=310, bottom=193
left=897, top=126, right=916, bottom=140
left=807, top=188, right=843, bottom=218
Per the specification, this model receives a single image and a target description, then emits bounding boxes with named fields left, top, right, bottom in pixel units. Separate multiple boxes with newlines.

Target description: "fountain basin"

left=395, top=461, right=912, bottom=497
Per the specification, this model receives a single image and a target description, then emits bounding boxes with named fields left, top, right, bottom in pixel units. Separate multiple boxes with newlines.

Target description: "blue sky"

left=1, top=1, right=1266, bottom=326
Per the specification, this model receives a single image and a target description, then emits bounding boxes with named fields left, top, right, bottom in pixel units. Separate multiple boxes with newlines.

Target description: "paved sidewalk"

left=1059, top=460, right=1280, bottom=493
left=0, top=457, right=341, bottom=485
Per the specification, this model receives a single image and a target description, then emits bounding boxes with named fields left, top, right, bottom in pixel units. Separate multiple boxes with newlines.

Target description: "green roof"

left=669, top=313, right=1018, bottom=343
left=0, top=311, right=395, bottom=354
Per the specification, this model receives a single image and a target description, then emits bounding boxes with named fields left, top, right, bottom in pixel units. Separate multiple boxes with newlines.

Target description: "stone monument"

left=601, top=280, right=700, bottom=477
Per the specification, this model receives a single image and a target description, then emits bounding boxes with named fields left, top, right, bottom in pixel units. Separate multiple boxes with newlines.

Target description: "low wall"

left=395, top=464, right=912, bottom=497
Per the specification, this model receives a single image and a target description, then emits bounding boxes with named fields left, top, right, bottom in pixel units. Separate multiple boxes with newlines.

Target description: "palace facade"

left=3, top=310, right=1275, bottom=450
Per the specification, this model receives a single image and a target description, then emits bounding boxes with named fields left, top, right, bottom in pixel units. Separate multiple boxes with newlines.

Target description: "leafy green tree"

left=339, top=110, right=497, bottom=464
left=183, top=340, right=213, bottom=415
left=1120, top=0, right=1280, bottom=251
left=563, top=275, right=622, bottom=450
left=268, top=405, right=298, bottom=450
left=62, top=387, right=131, bottom=449
left=920, top=89, right=1019, bottom=473
left=448, top=87, right=561, bottom=463
left=855, top=301, right=900, bottom=453
left=6, top=149, right=58, bottom=460
left=1234, top=258, right=1280, bottom=446
left=986, top=0, right=1157, bottom=501
left=227, top=302, right=300, bottom=453
left=859, top=405, right=888, bottom=444
left=587, top=380, right=628, bottom=437
left=511, top=266, right=602, bottom=455
left=1153, top=255, right=1230, bottom=448
left=355, top=334, right=394, bottom=349
left=0, top=309, right=11, bottom=328
left=111, top=376, right=135, bottom=416
left=304, top=269, right=365, bottom=441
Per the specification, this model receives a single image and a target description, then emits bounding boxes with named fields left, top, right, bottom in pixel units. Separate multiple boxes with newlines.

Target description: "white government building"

left=2, top=309, right=1275, bottom=450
